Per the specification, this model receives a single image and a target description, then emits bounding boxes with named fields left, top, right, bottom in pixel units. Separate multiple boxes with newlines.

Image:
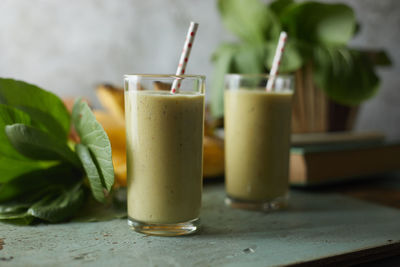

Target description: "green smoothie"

left=125, top=90, right=204, bottom=224
left=224, top=89, right=293, bottom=202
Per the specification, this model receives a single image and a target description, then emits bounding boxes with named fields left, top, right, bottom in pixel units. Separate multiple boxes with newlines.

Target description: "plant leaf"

left=281, top=2, right=356, bottom=46
left=210, top=44, right=238, bottom=118
left=27, top=182, right=86, bottom=223
left=0, top=156, right=54, bottom=183
left=270, top=0, right=295, bottom=19
left=5, top=123, right=81, bottom=168
left=0, top=164, right=81, bottom=203
left=361, top=50, right=392, bottom=66
left=0, top=78, right=70, bottom=140
left=0, top=199, right=36, bottom=225
left=218, top=0, right=280, bottom=43
left=0, top=201, right=32, bottom=215
left=72, top=99, right=114, bottom=191
left=72, top=192, right=127, bottom=222
left=233, top=43, right=266, bottom=74
left=0, top=104, right=32, bottom=159
left=0, top=105, right=48, bottom=183
left=0, top=210, right=34, bottom=225
left=313, top=46, right=380, bottom=106
left=75, top=144, right=106, bottom=203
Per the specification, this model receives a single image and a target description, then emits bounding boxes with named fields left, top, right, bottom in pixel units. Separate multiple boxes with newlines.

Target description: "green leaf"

left=0, top=179, right=84, bottom=224
left=5, top=123, right=81, bottom=168
left=281, top=2, right=356, bottom=46
left=0, top=164, right=81, bottom=203
left=27, top=182, right=86, bottom=223
left=218, top=0, right=280, bottom=43
left=210, top=44, right=238, bottom=118
left=0, top=210, right=34, bottom=225
left=0, top=105, right=47, bottom=182
left=270, top=0, right=295, bottom=18
left=313, top=46, right=380, bottom=106
left=233, top=43, right=266, bottom=74
left=0, top=104, right=32, bottom=159
left=75, top=144, right=106, bottom=203
left=0, top=156, right=54, bottom=183
left=0, top=201, right=32, bottom=214
left=72, top=192, right=127, bottom=222
left=0, top=199, right=35, bottom=225
left=72, top=99, right=114, bottom=191
left=362, top=50, right=392, bottom=66
left=0, top=78, right=70, bottom=140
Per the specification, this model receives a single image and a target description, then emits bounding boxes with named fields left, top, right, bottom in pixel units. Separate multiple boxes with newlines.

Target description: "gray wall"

left=1, top=0, right=399, bottom=140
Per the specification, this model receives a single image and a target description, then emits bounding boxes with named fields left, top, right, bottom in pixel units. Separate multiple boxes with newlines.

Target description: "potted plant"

left=211, top=0, right=391, bottom=133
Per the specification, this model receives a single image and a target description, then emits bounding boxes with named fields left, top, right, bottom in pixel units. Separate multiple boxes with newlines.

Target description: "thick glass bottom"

left=128, top=217, right=200, bottom=236
left=225, top=193, right=289, bottom=211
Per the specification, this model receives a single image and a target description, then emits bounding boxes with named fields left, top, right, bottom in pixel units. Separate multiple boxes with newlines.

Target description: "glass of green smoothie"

left=124, top=74, right=205, bottom=236
left=224, top=74, right=294, bottom=211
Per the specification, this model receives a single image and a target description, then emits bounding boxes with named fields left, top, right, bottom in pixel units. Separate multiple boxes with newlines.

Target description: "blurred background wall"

left=0, top=0, right=399, bottom=139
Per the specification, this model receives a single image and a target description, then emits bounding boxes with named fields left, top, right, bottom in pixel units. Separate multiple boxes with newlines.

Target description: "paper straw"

left=171, top=22, right=199, bottom=94
left=266, top=32, right=288, bottom=92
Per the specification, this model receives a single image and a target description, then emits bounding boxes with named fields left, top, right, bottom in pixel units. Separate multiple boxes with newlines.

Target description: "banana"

left=93, top=111, right=125, bottom=150
left=96, top=84, right=125, bottom=122
left=112, top=149, right=127, bottom=187
left=203, top=135, right=225, bottom=177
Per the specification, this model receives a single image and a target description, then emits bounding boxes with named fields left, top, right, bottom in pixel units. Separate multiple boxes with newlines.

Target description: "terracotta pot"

left=291, top=63, right=358, bottom=133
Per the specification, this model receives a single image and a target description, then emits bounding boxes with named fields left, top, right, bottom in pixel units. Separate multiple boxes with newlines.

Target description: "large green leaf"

left=0, top=164, right=81, bottom=203
left=72, top=99, right=114, bottom=191
left=0, top=200, right=35, bottom=225
left=0, top=104, right=31, bottom=159
left=210, top=44, right=238, bottom=118
left=313, top=46, right=380, bottom=106
left=362, top=50, right=392, bottom=66
left=0, top=210, right=34, bottom=225
left=281, top=2, right=356, bottom=46
left=76, top=144, right=106, bottom=203
left=233, top=43, right=266, bottom=74
left=0, top=78, right=70, bottom=140
left=0, top=156, right=54, bottom=183
left=0, top=179, right=84, bottom=224
left=27, top=182, right=85, bottom=223
left=218, top=0, right=280, bottom=43
left=0, top=201, right=32, bottom=214
left=5, top=124, right=81, bottom=168
left=270, top=0, right=295, bottom=19
left=72, top=193, right=127, bottom=222
left=0, top=105, right=46, bottom=182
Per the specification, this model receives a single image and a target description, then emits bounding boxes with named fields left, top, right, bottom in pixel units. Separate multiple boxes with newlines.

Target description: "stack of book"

left=290, top=132, right=400, bottom=186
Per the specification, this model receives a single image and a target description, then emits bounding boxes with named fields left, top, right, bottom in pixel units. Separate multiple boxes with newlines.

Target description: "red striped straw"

left=266, top=32, right=288, bottom=92
left=171, top=22, right=199, bottom=94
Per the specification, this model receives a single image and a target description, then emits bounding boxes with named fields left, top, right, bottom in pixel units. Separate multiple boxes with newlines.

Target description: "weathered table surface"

left=1, top=183, right=400, bottom=267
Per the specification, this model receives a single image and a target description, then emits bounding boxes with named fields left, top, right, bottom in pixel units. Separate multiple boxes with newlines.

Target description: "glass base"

left=128, top=217, right=200, bottom=236
left=225, top=193, right=289, bottom=211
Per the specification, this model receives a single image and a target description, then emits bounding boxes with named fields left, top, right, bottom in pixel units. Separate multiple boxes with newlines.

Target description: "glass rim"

left=225, top=73, right=293, bottom=79
left=124, top=74, right=206, bottom=80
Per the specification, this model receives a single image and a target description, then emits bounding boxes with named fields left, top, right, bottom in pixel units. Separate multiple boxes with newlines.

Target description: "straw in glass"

left=171, top=22, right=199, bottom=94
left=266, top=32, right=288, bottom=92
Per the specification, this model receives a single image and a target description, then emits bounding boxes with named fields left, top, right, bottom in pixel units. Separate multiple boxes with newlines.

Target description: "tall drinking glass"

left=224, top=74, right=294, bottom=211
left=124, top=74, right=205, bottom=236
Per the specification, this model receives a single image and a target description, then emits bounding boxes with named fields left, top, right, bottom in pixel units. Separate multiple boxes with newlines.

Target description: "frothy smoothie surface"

left=125, top=91, right=204, bottom=224
left=224, top=89, right=293, bottom=201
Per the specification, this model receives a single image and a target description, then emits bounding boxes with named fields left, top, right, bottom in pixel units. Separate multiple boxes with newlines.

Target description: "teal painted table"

left=1, top=184, right=400, bottom=266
